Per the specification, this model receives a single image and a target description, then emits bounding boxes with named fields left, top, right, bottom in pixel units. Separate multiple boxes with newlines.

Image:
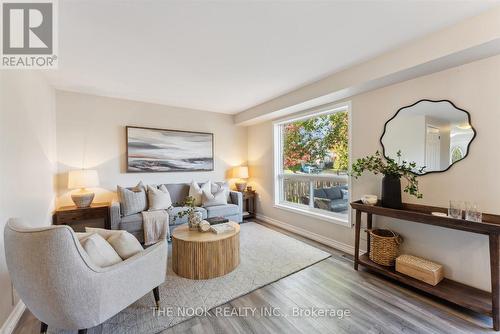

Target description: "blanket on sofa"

left=141, top=210, right=169, bottom=246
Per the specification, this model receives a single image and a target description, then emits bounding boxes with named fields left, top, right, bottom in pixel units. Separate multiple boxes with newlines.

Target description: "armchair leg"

left=153, top=286, right=160, bottom=309
left=78, top=329, right=87, bottom=334
left=40, top=322, right=48, bottom=333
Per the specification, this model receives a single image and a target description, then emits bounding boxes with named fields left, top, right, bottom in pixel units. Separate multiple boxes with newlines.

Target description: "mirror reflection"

left=381, top=100, right=475, bottom=175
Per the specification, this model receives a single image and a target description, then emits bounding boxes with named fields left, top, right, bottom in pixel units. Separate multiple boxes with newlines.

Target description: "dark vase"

left=381, top=175, right=402, bottom=209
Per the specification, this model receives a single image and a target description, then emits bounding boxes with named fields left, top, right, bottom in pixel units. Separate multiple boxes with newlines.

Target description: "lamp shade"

left=233, top=166, right=249, bottom=179
left=68, top=170, right=99, bottom=189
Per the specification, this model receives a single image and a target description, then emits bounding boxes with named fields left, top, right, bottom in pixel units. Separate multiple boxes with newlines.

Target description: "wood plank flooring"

left=13, top=221, right=494, bottom=334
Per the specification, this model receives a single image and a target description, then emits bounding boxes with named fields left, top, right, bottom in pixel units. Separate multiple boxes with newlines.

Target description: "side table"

left=242, top=191, right=256, bottom=220
left=53, top=202, right=111, bottom=232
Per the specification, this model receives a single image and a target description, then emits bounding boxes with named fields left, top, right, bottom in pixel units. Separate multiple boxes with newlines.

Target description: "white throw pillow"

left=211, top=182, right=231, bottom=201
left=80, top=233, right=123, bottom=267
left=147, top=184, right=172, bottom=211
left=107, top=231, right=143, bottom=259
left=189, top=180, right=211, bottom=206
left=85, top=227, right=143, bottom=259
left=85, top=227, right=118, bottom=239
left=75, top=232, right=93, bottom=242
left=202, top=189, right=227, bottom=207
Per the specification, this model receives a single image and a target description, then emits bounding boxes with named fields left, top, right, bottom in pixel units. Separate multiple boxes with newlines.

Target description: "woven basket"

left=368, top=229, right=403, bottom=266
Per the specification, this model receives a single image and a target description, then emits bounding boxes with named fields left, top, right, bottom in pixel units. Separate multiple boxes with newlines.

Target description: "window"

left=273, top=103, right=351, bottom=226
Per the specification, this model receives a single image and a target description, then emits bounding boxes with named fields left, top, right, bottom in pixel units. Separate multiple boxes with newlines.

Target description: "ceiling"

left=46, top=1, right=499, bottom=114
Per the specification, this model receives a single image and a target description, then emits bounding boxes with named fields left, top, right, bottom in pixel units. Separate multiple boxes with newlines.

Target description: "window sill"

left=273, top=202, right=352, bottom=228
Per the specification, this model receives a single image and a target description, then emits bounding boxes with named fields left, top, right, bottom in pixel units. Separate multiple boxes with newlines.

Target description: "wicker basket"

left=368, top=229, right=403, bottom=266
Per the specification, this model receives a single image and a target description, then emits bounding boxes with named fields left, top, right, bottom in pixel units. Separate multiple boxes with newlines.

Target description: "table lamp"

left=233, top=166, right=249, bottom=192
left=68, top=169, right=99, bottom=208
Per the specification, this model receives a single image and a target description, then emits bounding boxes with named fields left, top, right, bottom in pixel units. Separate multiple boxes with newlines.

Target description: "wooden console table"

left=351, top=200, right=500, bottom=331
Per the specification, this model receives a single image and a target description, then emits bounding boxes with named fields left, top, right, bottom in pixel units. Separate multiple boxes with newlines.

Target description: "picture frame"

left=126, top=126, right=214, bottom=173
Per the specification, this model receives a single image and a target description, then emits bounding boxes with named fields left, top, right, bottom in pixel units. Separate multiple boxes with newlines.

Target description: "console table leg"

left=354, top=210, right=361, bottom=270
left=367, top=213, right=373, bottom=255
left=490, top=233, right=500, bottom=331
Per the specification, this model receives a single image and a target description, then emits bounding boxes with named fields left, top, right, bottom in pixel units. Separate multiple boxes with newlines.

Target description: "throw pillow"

left=80, top=233, right=123, bottom=267
left=202, top=189, right=227, bottom=207
left=147, top=184, right=172, bottom=211
left=85, top=226, right=118, bottom=239
left=107, top=231, right=143, bottom=259
left=117, top=181, right=147, bottom=216
left=85, top=227, right=143, bottom=259
left=211, top=182, right=231, bottom=201
left=189, top=180, right=211, bottom=206
left=75, top=232, right=92, bottom=242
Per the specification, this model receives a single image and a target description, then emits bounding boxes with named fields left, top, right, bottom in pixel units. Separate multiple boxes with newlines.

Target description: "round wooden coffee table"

left=172, top=222, right=240, bottom=279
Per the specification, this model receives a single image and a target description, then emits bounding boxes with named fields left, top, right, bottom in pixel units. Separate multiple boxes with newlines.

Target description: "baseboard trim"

left=0, top=300, right=25, bottom=334
left=256, top=213, right=359, bottom=255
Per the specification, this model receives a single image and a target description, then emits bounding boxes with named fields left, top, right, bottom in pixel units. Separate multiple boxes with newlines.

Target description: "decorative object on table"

left=380, top=99, right=476, bottom=175
left=53, top=202, right=111, bottom=232
left=448, top=200, right=463, bottom=219
left=198, top=220, right=211, bottom=232
left=210, top=222, right=236, bottom=234
left=126, top=126, right=214, bottom=172
left=361, top=195, right=378, bottom=206
left=395, top=254, right=444, bottom=286
left=431, top=212, right=448, bottom=217
left=367, top=229, right=403, bottom=266
left=206, top=216, right=229, bottom=225
left=465, top=201, right=482, bottom=222
left=68, top=169, right=100, bottom=208
left=172, top=196, right=203, bottom=230
left=351, top=151, right=423, bottom=209
left=232, top=166, right=249, bottom=192
left=243, top=190, right=256, bottom=219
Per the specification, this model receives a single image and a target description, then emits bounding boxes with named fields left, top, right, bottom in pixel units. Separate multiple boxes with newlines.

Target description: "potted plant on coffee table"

left=351, top=150, right=424, bottom=209
left=173, top=196, right=203, bottom=230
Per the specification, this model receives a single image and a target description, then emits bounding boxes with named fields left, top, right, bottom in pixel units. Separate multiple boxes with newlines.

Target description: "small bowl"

left=361, top=195, right=378, bottom=206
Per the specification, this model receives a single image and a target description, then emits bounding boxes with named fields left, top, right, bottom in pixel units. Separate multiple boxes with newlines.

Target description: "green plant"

left=172, top=196, right=197, bottom=221
left=351, top=151, right=425, bottom=198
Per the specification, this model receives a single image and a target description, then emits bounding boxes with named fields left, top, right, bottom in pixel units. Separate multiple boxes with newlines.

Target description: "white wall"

left=248, top=54, right=500, bottom=292
left=55, top=91, right=248, bottom=206
left=0, top=71, right=57, bottom=325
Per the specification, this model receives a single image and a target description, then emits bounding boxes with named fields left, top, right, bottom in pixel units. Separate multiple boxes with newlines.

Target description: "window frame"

left=273, top=101, right=352, bottom=227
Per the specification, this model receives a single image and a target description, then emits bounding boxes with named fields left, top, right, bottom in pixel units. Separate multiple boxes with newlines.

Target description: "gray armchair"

left=4, top=218, right=167, bottom=333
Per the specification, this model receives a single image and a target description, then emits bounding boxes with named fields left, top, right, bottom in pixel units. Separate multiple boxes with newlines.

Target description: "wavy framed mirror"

left=380, top=99, right=476, bottom=175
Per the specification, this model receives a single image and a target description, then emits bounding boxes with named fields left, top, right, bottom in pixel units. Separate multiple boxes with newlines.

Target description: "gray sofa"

left=111, top=182, right=243, bottom=243
left=302, top=185, right=349, bottom=213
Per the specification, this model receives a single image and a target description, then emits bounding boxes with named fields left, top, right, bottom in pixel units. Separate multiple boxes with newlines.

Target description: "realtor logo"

left=1, top=0, right=58, bottom=68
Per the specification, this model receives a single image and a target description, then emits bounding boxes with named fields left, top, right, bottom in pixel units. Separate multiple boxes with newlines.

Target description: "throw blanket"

left=142, top=210, right=169, bottom=246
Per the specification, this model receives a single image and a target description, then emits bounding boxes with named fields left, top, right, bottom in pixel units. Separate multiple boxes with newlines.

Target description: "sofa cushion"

left=189, top=180, right=211, bottom=206
left=206, top=204, right=239, bottom=218
left=330, top=199, right=348, bottom=212
left=117, top=182, right=147, bottom=216
left=168, top=206, right=207, bottom=225
left=80, top=233, right=123, bottom=267
left=107, top=231, right=143, bottom=259
left=202, top=189, right=227, bottom=207
left=147, top=184, right=172, bottom=211
left=313, top=188, right=327, bottom=199
left=324, top=186, right=342, bottom=200
left=211, top=181, right=231, bottom=201
left=119, top=213, right=144, bottom=232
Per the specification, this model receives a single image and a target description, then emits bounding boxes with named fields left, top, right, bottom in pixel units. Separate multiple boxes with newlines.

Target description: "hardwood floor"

left=13, top=221, right=494, bottom=334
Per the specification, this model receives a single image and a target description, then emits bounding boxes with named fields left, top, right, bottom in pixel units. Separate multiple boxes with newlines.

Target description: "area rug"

left=53, top=222, right=330, bottom=334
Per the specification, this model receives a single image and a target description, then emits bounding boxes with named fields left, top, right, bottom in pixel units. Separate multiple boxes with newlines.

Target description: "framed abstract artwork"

left=126, top=126, right=214, bottom=172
